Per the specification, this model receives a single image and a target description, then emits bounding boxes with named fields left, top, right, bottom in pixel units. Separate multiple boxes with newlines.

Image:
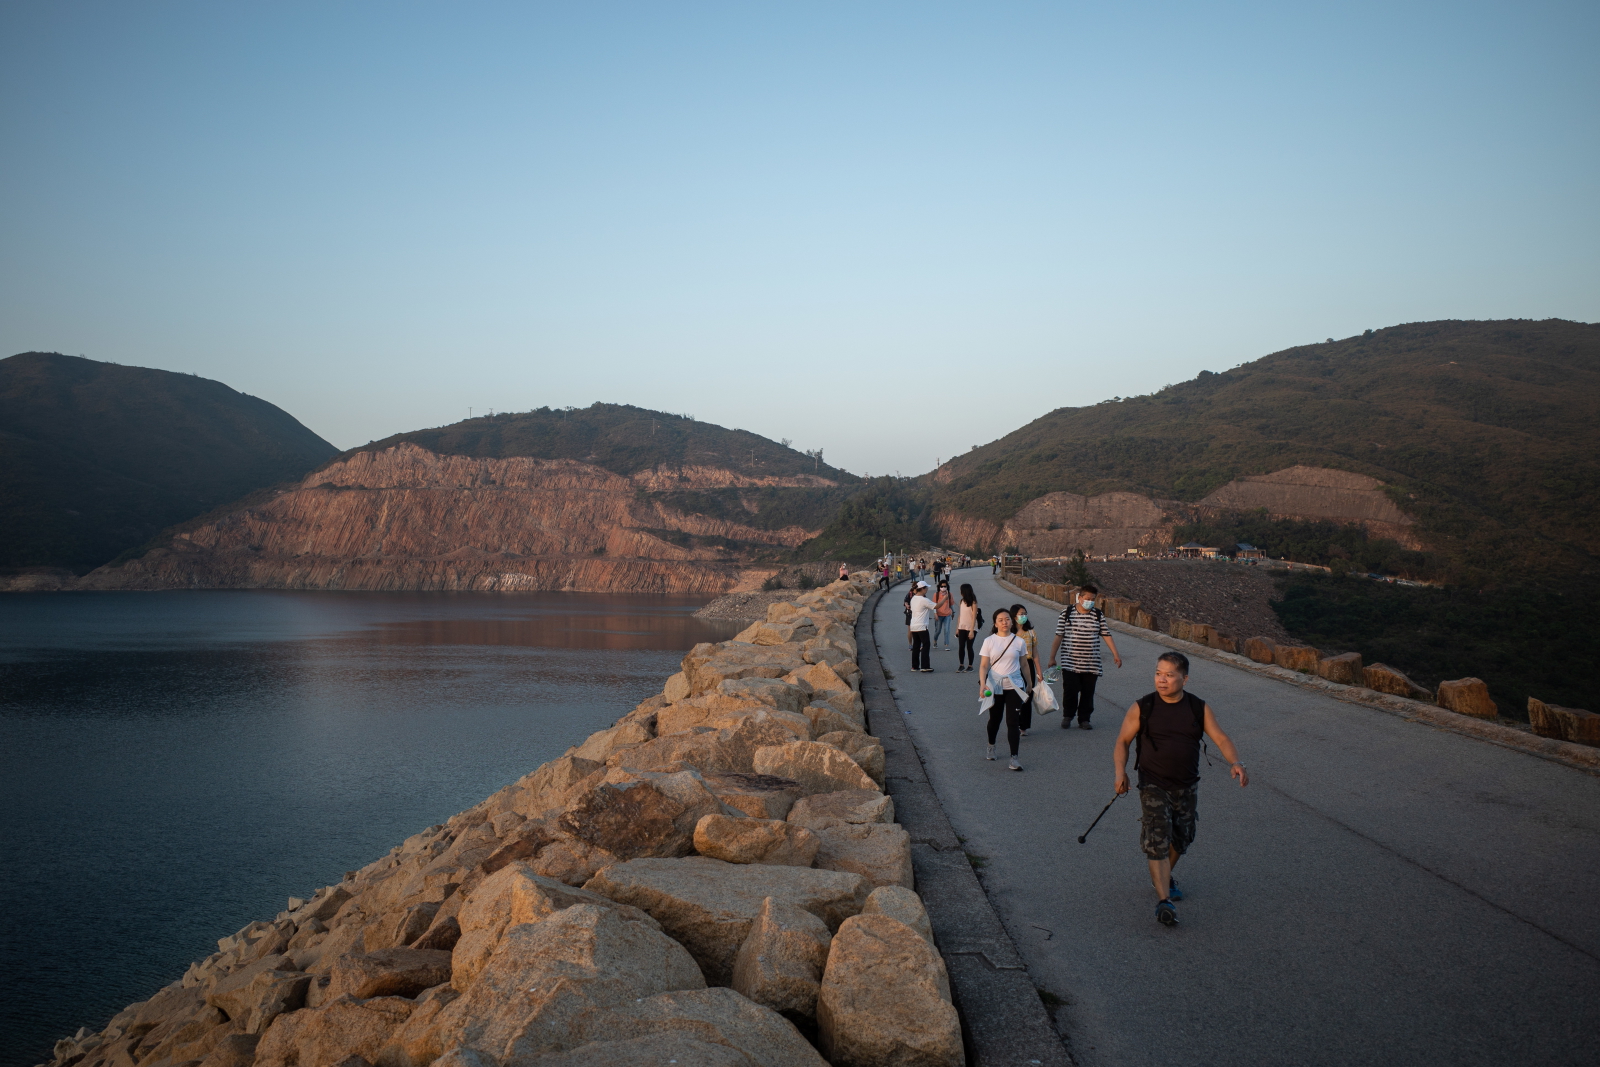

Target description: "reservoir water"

left=0, top=590, right=739, bottom=1067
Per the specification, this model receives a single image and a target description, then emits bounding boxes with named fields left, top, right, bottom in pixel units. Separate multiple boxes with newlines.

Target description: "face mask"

left=1082, top=599, right=1095, bottom=610
left=1018, top=614, right=1028, bottom=623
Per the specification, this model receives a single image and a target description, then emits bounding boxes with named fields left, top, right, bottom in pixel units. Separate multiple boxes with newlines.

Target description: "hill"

left=930, top=319, right=1600, bottom=584
left=0, top=353, right=339, bottom=575
left=76, top=404, right=857, bottom=594
left=346, top=403, right=859, bottom=535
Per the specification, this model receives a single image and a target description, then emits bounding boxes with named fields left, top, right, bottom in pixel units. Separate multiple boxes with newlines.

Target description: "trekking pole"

left=1077, top=792, right=1123, bottom=844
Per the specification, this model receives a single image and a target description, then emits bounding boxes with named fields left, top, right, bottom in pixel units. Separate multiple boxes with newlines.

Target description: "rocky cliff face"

left=78, top=444, right=836, bottom=594
left=1196, top=465, right=1418, bottom=546
left=935, top=465, right=1416, bottom=556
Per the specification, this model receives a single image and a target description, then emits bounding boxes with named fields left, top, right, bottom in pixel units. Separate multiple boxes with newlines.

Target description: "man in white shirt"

left=907, top=580, right=939, bottom=672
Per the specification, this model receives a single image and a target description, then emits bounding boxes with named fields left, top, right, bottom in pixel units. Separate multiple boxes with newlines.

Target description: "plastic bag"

left=1032, top=676, right=1059, bottom=714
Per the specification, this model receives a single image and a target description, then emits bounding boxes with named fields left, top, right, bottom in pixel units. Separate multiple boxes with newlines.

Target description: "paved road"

left=879, top=569, right=1600, bottom=1067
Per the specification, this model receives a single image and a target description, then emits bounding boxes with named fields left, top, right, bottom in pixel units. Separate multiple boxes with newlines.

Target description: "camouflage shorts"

left=1139, top=784, right=1198, bottom=860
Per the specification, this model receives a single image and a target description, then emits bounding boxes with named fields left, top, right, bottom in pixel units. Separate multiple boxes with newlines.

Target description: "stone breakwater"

left=41, top=573, right=964, bottom=1067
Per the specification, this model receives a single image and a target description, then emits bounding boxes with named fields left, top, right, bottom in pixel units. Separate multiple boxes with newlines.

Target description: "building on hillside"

left=1177, top=542, right=1221, bottom=559
left=1236, top=542, right=1265, bottom=560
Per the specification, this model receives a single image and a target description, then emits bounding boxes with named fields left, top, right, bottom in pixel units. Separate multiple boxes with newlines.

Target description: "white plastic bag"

left=1032, top=676, right=1059, bottom=714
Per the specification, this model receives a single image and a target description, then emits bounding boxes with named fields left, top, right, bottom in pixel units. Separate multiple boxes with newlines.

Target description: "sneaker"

left=1008, top=757, right=1024, bottom=771
left=1020, top=728, right=1029, bottom=736
left=1078, top=722, right=1093, bottom=730
left=1168, top=878, right=1184, bottom=902
left=986, top=744, right=996, bottom=761
left=1156, top=900, right=1178, bottom=927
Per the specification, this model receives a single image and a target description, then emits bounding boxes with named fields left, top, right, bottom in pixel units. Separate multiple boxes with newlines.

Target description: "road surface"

left=879, top=568, right=1600, bottom=1067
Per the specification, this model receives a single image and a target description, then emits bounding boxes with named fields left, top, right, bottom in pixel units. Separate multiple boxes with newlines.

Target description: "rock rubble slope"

left=42, top=573, right=962, bottom=1067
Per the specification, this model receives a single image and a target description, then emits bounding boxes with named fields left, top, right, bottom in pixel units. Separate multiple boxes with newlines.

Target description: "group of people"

left=875, top=553, right=971, bottom=591
left=898, top=576, right=1248, bottom=928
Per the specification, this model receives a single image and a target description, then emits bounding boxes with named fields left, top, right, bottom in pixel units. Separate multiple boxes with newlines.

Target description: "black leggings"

left=1019, top=662, right=1036, bottom=731
left=957, top=629, right=976, bottom=667
left=987, top=688, right=1025, bottom=755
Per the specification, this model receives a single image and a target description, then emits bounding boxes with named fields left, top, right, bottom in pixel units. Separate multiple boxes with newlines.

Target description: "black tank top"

left=1136, top=691, right=1205, bottom=792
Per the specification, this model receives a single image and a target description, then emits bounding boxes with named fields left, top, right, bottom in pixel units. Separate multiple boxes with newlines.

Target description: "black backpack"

left=1133, top=691, right=1206, bottom=771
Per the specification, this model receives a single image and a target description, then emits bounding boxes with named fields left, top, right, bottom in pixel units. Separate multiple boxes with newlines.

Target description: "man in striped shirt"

left=1048, top=584, right=1123, bottom=729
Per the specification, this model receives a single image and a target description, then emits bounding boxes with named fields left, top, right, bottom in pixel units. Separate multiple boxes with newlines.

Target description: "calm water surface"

left=0, top=590, right=738, bottom=1067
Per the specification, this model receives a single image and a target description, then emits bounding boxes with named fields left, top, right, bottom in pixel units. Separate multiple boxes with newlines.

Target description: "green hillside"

left=932, top=319, right=1600, bottom=584
left=0, top=353, right=339, bottom=574
left=343, top=403, right=860, bottom=534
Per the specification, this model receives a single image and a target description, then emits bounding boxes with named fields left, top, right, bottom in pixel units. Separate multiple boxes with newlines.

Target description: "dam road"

left=876, top=569, right=1599, bottom=1067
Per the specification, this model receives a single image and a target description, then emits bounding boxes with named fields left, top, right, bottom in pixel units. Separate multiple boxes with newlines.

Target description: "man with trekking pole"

left=1112, top=651, right=1248, bottom=927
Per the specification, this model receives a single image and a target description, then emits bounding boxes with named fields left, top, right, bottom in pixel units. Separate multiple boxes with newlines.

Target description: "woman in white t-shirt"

left=978, top=607, right=1041, bottom=771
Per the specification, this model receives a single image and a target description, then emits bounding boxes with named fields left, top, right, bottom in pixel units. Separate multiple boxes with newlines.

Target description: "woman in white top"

left=978, top=607, right=1041, bottom=771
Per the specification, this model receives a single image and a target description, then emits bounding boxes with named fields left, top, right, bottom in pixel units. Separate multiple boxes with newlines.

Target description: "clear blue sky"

left=3, top=1, right=1595, bottom=476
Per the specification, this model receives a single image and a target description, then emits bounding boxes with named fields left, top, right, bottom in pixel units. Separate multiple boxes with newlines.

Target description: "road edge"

left=995, top=577, right=1600, bottom=777
left=856, top=586, right=1074, bottom=1067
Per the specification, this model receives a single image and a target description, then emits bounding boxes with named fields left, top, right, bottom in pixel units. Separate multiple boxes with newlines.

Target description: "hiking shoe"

left=1168, top=878, right=1184, bottom=902
left=1156, top=900, right=1178, bottom=927
left=1008, top=757, right=1023, bottom=771
left=1078, top=722, right=1093, bottom=730
left=986, top=745, right=996, bottom=761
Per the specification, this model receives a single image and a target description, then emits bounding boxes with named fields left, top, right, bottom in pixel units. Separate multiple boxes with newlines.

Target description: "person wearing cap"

left=906, top=580, right=939, bottom=672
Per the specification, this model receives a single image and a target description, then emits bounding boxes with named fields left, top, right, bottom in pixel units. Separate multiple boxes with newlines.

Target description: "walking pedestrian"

left=955, top=583, right=981, bottom=672
left=931, top=556, right=944, bottom=585
left=878, top=560, right=891, bottom=590
left=1113, top=652, right=1248, bottom=927
left=1009, top=602, right=1039, bottom=735
left=907, top=581, right=938, bottom=672
left=933, top=579, right=955, bottom=650
left=978, top=608, right=1040, bottom=771
left=1048, top=584, right=1122, bottom=730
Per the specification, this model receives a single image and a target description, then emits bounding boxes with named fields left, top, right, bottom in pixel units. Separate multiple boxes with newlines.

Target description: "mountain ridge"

left=0, top=352, right=339, bottom=574
left=926, top=318, right=1600, bottom=582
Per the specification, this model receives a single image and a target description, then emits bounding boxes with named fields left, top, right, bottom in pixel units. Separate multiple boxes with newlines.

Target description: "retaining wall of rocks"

left=43, top=572, right=963, bottom=1067
left=1003, top=577, right=1600, bottom=772
left=1011, top=576, right=1598, bottom=746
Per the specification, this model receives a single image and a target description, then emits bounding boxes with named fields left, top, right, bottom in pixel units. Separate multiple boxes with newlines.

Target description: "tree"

left=1064, top=549, right=1092, bottom=588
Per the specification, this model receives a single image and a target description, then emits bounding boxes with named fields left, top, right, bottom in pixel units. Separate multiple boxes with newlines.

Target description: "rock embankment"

left=1010, top=574, right=1599, bottom=748
left=43, top=573, right=963, bottom=1067
left=1084, top=560, right=1291, bottom=643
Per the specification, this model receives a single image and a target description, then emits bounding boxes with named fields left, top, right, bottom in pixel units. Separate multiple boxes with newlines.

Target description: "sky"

left=3, top=1, right=1596, bottom=477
